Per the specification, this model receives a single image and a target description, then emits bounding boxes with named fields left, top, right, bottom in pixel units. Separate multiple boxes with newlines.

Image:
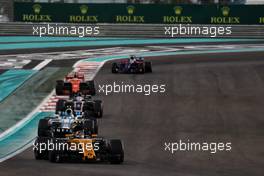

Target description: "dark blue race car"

left=111, top=56, right=152, bottom=74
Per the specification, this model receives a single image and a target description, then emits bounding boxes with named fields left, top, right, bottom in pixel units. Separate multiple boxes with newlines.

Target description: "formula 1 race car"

left=35, top=136, right=124, bottom=164
left=37, top=109, right=99, bottom=139
left=55, top=94, right=103, bottom=118
left=34, top=117, right=124, bottom=164
left=56, top=72, right=96, bottom=96
left=112, top=55, right=152, bottom=74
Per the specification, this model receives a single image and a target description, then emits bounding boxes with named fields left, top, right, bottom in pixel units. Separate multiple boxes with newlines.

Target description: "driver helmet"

left=76, top=96, right=82, bottom=102
left=130, top=55, right=135, bottom=60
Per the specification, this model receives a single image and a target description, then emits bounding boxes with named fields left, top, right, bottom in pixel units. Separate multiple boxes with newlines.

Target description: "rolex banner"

left=14, top=2, right=264, bottom=24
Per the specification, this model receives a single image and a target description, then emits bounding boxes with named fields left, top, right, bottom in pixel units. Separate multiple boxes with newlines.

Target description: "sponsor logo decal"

left=69, top=5, right=98, bottom=23
left=22, top=4, right=52, bottom=22
left=116, top=5, right=145, bottom=23
left=163, top=6, right=192, bottom=23
left=211, top=6, right=240, bottom=24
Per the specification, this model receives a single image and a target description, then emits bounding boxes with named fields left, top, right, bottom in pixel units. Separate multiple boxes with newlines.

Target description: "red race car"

left=56, top=72, right=96, bottom=96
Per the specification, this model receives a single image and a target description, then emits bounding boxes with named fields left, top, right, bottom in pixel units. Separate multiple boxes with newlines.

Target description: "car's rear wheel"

left=94, top=100, right=103, bottom=118
left=34, top=137, right=49, bottom=160
left=49, top=150, right=63, bottom=163
left=38, top=119, right=50, bottom=137
left=108, top=139, right=124, bottom=164
left=144, top=62, right=152, bottom=73
left=87, top=80, right=96, bottom=96
left=63, top=82, right=72, bottom=95
left=80, top=82, right=88, bottom=95
left=112, top=63, right=118, bottom=73
left=83, top=101, right=93, bottom=112
left=49, top=139, right=64, bottom=163
left=138, top=64, right=145, bottom=74
left=55, top=80, right=64, bottom=95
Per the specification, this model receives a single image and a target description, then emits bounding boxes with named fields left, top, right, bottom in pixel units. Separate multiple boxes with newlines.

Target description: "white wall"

left=246, top=0, right=264, bottom=4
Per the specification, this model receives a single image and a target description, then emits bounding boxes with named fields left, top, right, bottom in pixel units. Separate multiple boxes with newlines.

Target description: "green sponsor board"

left=14, top=2, right=264, bottom=24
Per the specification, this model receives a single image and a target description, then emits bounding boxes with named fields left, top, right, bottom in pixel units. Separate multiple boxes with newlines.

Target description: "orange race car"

left=56, top=72, right=96, bottom=96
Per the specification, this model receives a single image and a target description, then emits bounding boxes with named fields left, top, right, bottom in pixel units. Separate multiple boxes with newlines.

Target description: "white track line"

left=33, top=59, right=52, bottom=71
left=0, top=55, right=119, bottom=162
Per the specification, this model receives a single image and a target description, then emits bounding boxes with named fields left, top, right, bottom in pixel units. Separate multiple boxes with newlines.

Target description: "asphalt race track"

left=1, top=51, right=264, bottom=176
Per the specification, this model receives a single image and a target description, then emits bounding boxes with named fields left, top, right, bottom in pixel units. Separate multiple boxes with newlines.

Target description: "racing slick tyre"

left=55, top=80, right=64, bottom=95
left=55, top=99, right=66, bottom=114
left=92, top=119, right=98, bottom=134
left=80, top=82, right=89, bottom=95
left=112, top=63, right=119, bottom=73
left=144, top=62, right=152, bottom=73
left=109, top=139, right=124, bottom=164
left=94, top=122, right=98, bottom=134
left=38, top=119, right=50, bottom=137
left=138, top=64, right=145, bottom=74
left=128, top=63, right=136, bottom=73
left=83, top=102, right=93, bottom=112
left=87, top=80, right=96, bottom=96
left=49, top=139, right=64, bottom=163
left=49, top=150, right=63, bottom=163
left=34, top=137, right=49, bottom=160
left=94, top=100, right=103, bottom=118
left=63, top=82, right=72, bottom=95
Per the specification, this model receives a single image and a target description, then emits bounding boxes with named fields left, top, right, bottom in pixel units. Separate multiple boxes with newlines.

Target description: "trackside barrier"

left=0, top=23, right=264, bottom=38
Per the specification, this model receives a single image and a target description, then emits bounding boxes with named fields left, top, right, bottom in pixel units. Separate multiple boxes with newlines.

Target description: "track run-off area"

left=0, top=37, right=264, bottom=176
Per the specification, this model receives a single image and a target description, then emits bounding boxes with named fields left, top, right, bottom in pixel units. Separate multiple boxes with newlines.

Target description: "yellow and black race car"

left=34, top=120, right=124, bottom=164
